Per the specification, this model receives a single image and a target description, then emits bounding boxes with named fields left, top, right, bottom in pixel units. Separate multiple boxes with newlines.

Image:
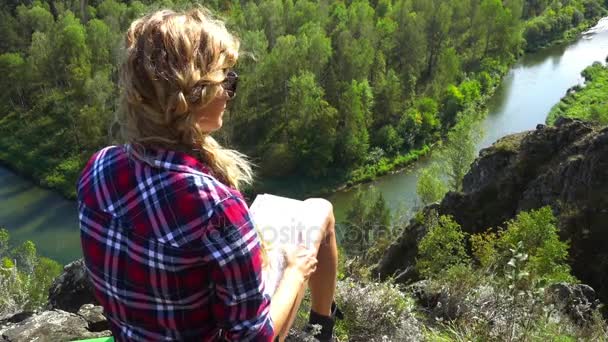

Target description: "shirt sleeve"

left=204, top=195, right=274, bottom=342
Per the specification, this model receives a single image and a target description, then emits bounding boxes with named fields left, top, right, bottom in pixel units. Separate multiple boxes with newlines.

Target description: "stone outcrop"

left=376, top=118, right=608, bottom=304
left=548, top=283, right=601, bottom=324
left=47, top=259, right=98, bottom=313
left=1, top=261, right=109, bottom=341
left=0, top=309, right=111, bottom=342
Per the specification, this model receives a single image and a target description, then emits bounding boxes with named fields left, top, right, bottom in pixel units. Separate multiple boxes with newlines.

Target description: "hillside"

left=377, top=118, right=608, bottom=307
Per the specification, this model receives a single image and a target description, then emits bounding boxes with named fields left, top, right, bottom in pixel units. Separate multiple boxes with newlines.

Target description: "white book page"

left=249, top=194, right=319, bottom=249
left=249, top=194, right=329, bottom=294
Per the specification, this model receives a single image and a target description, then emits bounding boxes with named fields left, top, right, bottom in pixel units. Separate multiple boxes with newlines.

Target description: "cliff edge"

left=376, top=117, right=608, bottom=305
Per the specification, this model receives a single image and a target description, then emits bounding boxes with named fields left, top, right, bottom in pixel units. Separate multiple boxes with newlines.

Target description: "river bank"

left=329, top=18, right=608, bottom=221
left=250, top=16, right=608, bottom=202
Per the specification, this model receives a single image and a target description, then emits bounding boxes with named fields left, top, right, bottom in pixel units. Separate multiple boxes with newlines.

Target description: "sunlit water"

left=0, top=167, right=79, bottom=264
left=2, top=19, right=608, bottom=263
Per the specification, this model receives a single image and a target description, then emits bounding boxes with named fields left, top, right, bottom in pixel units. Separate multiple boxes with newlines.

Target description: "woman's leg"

left=306, top=201, right=338, bottom=316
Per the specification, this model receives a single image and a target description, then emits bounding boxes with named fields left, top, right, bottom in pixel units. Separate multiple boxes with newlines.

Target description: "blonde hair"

left=116, top=7, right=252, bottom=189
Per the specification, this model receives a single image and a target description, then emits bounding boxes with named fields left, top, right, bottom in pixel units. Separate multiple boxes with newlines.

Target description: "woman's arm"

left=205, top=196, right=275, bottom=341
left=269, top=246, right=317, bottom=339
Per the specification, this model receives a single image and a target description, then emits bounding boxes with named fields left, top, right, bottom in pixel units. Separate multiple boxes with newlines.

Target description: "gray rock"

left=0, top=310, right=111, bottom=342
left=548, top=283, right=600, bottom=324
left=47, top=259, right=98, bottom=313
left=77, top=304, right=109, bottom=332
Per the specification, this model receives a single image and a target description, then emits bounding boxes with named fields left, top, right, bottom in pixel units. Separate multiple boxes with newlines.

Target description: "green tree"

left=392, top=0, right=427, bottom=96
left=11, top=240, right=37, bottom=274
left=284, top=71, right=337, bottom=176
left=498, top=206, right=574, bottom=283
left=417, top=213, right=470, bottom=278
left=439, top=110, right=483, bottom=191
left=26, top=256, right=62, bottom=310
left=373, top=68, right=403, bottom=128
left=335, top=80, right=373, bottom=167
left=0, top=53, right=26, bottom=111
left=0, top=228, right=9, bottom=257
left=0, top=9, right=22, bottom=52
left=417, top=163, right=448, bottom=206
left=418, top=0, right=452, bottom=80
left=86, top=18, right=114, bottom=73
left=399, top=97, right=440, bottom=148
left=344, top=187, right=391, bottom=256
left=56, top=13, right=91, bottom=88
left=374, top=124, right=403, bottom=155
left=258, top=0, right=286, bottom=47
left=16, top=4, right=54, bottom=39
left=97, top=0, right=127, bottom=32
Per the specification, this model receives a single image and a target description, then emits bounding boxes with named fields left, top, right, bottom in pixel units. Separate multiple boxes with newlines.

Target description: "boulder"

left=47, top=259, right=98, bottom=313
left=548, top=283, right=601, bottom=324
left=77, top=304, right=109, bottom=332
left=0, top=309, right=111, bottom=342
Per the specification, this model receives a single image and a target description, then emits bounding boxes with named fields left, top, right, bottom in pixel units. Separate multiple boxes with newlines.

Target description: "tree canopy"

left=0, top=0, right=604, bottom=198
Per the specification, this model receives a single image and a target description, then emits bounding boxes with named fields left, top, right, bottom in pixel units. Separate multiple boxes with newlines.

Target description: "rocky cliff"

left=376, top=118, right=608, bottom=305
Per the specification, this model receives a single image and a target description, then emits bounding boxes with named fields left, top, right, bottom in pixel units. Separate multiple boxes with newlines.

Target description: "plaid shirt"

left=77, top=145, right=274, bottom=341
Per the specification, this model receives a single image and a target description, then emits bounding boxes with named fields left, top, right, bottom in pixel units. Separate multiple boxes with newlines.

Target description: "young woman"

left=77, top=7, right=339, bottom=342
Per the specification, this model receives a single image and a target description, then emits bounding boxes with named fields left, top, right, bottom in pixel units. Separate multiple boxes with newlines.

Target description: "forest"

left=0, top=0, right=606, bottom=198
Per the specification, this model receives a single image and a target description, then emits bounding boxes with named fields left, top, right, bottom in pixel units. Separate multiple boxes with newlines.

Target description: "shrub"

left=417, top=213, right=470, bottom=279
left=335, top=279, right=422, bottom=341
left=497, top=206, right=575, bottom=285
left=471, top=231, right=499, bottom=271
left=0, top=229, right=63, bottom=316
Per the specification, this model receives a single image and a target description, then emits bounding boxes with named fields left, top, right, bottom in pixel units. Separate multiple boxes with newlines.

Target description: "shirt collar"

left=124, top=143, right=215, bottom=178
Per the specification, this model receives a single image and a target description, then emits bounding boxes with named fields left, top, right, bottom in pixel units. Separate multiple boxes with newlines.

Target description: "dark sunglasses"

left=222, top=70, right=238, bottom=100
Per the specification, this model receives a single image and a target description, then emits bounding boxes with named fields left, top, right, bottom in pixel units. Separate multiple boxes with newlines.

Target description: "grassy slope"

left=547, top=62, right=608, bottom=125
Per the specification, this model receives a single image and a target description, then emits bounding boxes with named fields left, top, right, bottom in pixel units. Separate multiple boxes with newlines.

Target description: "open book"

left=249, top=194, right=328, bottom=250
left=249, top=194, right=328, bottom=293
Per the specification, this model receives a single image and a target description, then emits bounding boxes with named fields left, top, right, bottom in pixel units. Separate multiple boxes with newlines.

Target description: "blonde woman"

left=77, top=7, right=340, bottom=342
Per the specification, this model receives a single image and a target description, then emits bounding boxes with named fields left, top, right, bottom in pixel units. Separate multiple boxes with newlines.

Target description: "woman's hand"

left=285, top=245, right=318, bottom=281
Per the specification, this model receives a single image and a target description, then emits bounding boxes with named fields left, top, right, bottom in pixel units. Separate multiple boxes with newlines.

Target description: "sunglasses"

left=222, top=70, right=238, bottom=100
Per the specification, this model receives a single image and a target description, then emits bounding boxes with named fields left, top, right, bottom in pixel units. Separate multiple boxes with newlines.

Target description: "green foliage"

left=548, top=62, right=608, bottom=125
left=498, top=207, right=575, bottom=284
left=284, top=71, right=338, bottom=176
left=0, top=229, right=63, bottom=315
left=1, top=0, right=605, bottom=199
left=439, top=110, right=484, bottom=191
left=417, top=213, right=470, bottom=279
left=413, top=206, right=604, bottom=341
left=373, top=124, right=403, bottom=155
left=0, top=229, right=9, bottom=257
left=416, top=163, right=448, bottom=206
left=347, top=145, right=430, bottom=185
left=26, top=256, right=63, bottom=310
left=335, top=79, right=373, bottom=167
left=334, top=279, right=422, bottom=341
left=342, top=187, right=392, bottom=259
left=415, top=106, right=483, bottom=207
left=11, top=240, right=37, bottom=274
left=524, top=0, right=606, bottom=51
left=418, top=206, right=573, bottom=286
left=471, top=231, right=499, bottom=270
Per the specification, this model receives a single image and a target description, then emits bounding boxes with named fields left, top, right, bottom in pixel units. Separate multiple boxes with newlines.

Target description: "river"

left=328, top=18, right=608, bottom=221
left=2, top=19, right=608, bottom=264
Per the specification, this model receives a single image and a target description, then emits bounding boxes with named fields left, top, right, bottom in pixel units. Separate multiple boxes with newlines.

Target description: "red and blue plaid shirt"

left=77, top=145, right=274, bottom=341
